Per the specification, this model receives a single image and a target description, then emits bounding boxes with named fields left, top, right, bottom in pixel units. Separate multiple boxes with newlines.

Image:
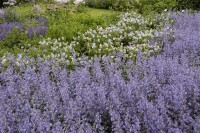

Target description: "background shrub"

left=85, top=0, right=112, bottom=9
left=1, top=8, right=21, bottom=22
left=0, top=0, right=6, bottom=8
left=76, top=4, right=88, bottom=13
left=0, top=22, right=24, bottom=41
left=45, top=8, right=120, bottom=41
left=85, top=0, right=134, bottom=11
left=133, top=0, right=177, bottom=15
left=176, top=0, right=200, bottom=10
left=112, top=0, right=133, bottom=11
left=0, top=0, right=54, bottom=7
left=0, top=27, right=28, bottom=48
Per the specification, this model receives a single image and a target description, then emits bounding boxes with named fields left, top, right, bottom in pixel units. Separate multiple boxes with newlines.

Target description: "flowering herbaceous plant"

left=0, top=1, right=199, bottom=132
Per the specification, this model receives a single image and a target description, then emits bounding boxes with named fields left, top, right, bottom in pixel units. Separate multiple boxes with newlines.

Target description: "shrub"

left=2, top=0, right=17, bottom=7
left=112, top=0, right=133, bottom=11
left=0, top=22, right=24, bottom=41
left=12, top=11, right=171, bottom=61
left=1, top=8, right=21, bottom=22
left=0, top=16, right=48, bottom=50
left=0, top=9, right=5, bottom=23
left=0, top=27, right=28, bottom=48
left=133, top=0, right=177, bottom=15
left=27, top=26, right=47, bottom=38
left=176, top=0, right=200, bottom=10
left=85, top=0, right=112, bottom=9
left=85, top=0, right=134, bottom=11
left=43, top=11, right=171, bottom=60
left=45, top=8, right=119, bottom=41
left=76, top=3, right=88, bottom=13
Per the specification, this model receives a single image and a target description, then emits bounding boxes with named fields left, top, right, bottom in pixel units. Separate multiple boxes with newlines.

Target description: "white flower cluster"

left=55, top=0, right=84, bottom=5
left=55, top=0, right=68, bottom=3
left=6, top=11, right=173, bottom=64
left=3, top=0, right=16, bottom=6
left=0, top=9, right=4, bottom=18
left=34, top=11, right=173, bottom=62
left=69, top=12, right=172, bottom=59
left=38, top=37, right=77, bottom=60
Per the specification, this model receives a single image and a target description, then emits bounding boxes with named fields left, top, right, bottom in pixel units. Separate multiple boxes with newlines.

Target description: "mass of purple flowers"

left=0, top=12, right=199, bottom=132
left=27, top=17, right=48, bottom=38
left=0, top=17, right=47, bottom=40
left=0, top=22, right=24, bottom=40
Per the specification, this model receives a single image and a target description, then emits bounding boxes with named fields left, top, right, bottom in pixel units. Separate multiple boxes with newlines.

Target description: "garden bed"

left=0, top=1, right=199, bottom=132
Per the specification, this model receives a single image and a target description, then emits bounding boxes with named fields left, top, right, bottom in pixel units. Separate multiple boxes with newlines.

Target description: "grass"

left=12, top=3, right=122, bottom=21
left=12, top=3, right=121, bottom=38
left=44, top=7, right=121, bottom=40
left=88, top=8, right=122, bottom=17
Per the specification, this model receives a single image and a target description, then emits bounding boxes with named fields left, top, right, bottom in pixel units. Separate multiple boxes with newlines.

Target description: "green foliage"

left=2, top=8, right=21, bottom=22
left=15, top=0, right=28, bottom=4
left=176, top=0, right=200, bottom=10
left=66, top=0, right=76, bottom=5
left=14, top=0, right=54, bottom=4
left=0, top=0, right=6, bottom=8
left=76, top=3, right=88, bottom=13
left=1, top=3, right=121, bottom=58
left=0, top=28, right=28, bottom=49
left=112, top=0, right=133, bottom=11
left=133, top=0, right=177, bottom=15
left=85, top=0, right=134, bottom=11
left=85, top=0, right=111, bottom=9
left=45, top=7, right=120, bottom=41
left=34, top=11, right=171, bottom=61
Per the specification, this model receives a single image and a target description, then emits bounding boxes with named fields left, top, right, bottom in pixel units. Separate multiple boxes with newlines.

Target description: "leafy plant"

left=176, top=0, right=200, bottom=10
left=112, top=0, right=132, bottom=11
left=85, top=0, right=134, bottom=11
left=0, top=27, right=28, bottom=49
left=76, top=3, right=88, bottom=13
left=2, top=8, right=21, bottom=22
left=133, top=0, right=177, bottom=15
left=0, top=22, right=24, bottom=40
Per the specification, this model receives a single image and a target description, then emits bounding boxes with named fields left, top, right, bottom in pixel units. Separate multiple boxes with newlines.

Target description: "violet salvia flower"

left=0, top=17, right=48, bottom=40
left=0, top=22, right=24, bottom=40
left=27, top=26, right=48, bottom=38
left=34, top=17, right=48, bottom=26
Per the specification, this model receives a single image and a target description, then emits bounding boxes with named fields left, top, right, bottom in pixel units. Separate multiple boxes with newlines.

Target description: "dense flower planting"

left=3, top=0, right=16, bottom=6
left=0, top=11, right=199, bottom=132
left=0, top=22, right=24, bottom=40
left=55, top=0, right=84, bottom=4
left=32, top=11, right=173, bottom=62
left=0, top=17, right=48, bottom=41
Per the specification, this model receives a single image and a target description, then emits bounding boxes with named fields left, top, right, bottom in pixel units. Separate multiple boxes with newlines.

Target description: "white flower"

left=92, top=43, right=96, bottom=49
left=15, top=61, right=20, bottom=66
left=104, top=43, right=108, bottom=47
left=2, top=59, right=7, bottom=64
